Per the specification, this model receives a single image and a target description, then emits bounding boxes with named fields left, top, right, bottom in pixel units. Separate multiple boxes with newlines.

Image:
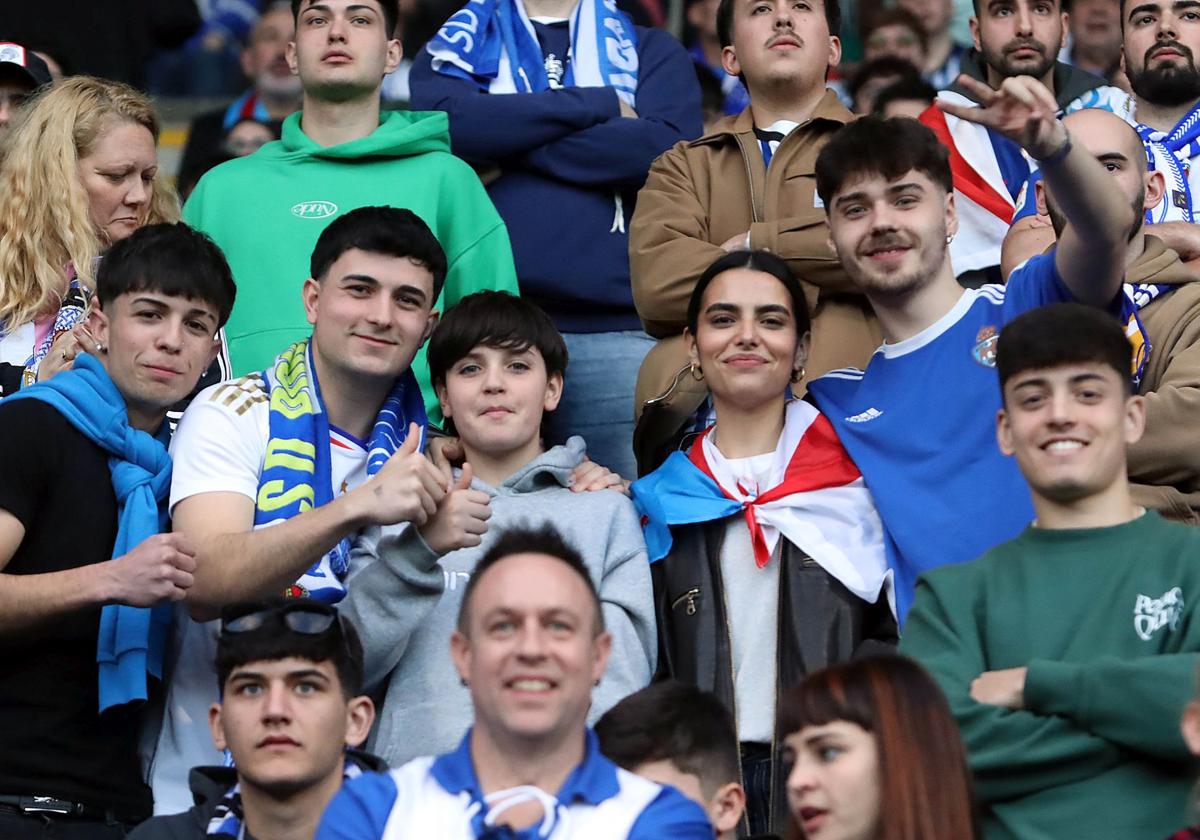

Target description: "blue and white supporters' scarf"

left=1136, top=100, right=1200, bottom=224
left=207, top=761, right=366, bottom=838
left=256, top=339, right=426, bottom=604
left=427, top=0, right=639, bottom=106
left=1138, top=98, right=1200, bottom=165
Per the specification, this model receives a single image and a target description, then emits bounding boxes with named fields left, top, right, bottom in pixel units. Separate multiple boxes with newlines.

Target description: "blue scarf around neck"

left=8, top=352, right=173, bottom=711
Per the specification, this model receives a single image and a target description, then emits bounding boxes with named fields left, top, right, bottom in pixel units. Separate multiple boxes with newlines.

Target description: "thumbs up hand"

left=354, top=423, right=449, bottom=527
left=418, top=462, right=494, bottom=555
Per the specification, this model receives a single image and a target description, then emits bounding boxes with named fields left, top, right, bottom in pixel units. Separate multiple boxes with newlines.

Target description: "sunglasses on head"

left=220, top=600, right=339, bottom=636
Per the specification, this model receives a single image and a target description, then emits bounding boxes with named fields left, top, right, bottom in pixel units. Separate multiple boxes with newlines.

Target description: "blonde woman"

left=0, top=76, right=178, bottom=396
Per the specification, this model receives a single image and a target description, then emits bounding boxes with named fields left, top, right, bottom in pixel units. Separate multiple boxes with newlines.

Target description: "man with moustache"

left=917, top=0, right=1123, bottom=282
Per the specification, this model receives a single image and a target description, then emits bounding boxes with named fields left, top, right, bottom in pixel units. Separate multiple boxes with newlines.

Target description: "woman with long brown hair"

left=0, top=75, right=178, bottom=395
left=780, top=655, right=979, bottom=840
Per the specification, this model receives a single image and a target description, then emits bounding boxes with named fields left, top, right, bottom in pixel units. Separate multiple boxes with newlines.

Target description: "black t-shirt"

left=532, top=19, right=571, bottom=88
left=0, top=399, right=152, bottom=817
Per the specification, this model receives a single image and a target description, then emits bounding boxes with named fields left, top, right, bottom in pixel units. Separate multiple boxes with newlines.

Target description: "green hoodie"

left=900, top=511, right=1199, bottom=840
left=184, top=110, right=519, bottom=423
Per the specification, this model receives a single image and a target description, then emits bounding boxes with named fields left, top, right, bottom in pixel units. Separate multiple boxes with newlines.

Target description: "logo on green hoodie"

left=291, top=201, right=338, bottom=219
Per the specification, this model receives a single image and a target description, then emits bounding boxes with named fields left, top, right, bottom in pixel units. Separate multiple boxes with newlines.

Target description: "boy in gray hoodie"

left=337, top=291, right=656, bottom=768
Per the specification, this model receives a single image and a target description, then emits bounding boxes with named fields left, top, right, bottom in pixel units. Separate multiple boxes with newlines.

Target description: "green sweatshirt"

left=183, top=110, right=519, bottom=423
left=899, top=511, right=1199, bottom=840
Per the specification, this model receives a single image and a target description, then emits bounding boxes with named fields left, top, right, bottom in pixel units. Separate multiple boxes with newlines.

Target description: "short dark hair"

left=815, top=115, right=952, bottom=209
left=718, top=0, right=842, bottom=48
left=427, top=291, right=568, bottom=388
left=997, top=303, right=1133, bottom=398
left=871, top=75, right=937, bottom=116
left=686, top=249, right=812, bottom=337
left=456, top=524, right=604, bottom=636
left=595, top=681, right=740, bottom=799
left=216, top=597, right=365, bottom=699
left=847, top=56, right=922, bottom=107
left=96, top=223, right=237, bottom=328
left=309, top=206, right=447, bottom=302
left=292, top=0, right=400, bottom=36
left=861, top=7, right=928, bottom=52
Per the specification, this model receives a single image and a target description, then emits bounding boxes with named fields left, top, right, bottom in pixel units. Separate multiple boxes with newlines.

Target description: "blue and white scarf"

left=1137, top=102, right=1200, bottom=224
left=427, top=0, right=639, bottom=106
left=206, top=760, right=366, bottom=838
left=256, top=339, right=426, bottom=604
left=8, top=353, right=173, bottom=711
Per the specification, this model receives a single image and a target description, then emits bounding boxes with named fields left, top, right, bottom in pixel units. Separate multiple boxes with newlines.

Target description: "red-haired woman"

left=780, top=655, right=979, bottom=840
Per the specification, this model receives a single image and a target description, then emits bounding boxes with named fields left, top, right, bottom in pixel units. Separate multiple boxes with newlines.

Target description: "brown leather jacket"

left=1127, top=236, right=1200, bottom=522
left=628, top=91, right=880, bottom=473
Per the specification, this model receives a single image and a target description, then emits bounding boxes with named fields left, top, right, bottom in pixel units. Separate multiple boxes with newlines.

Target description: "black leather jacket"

left=652, top=518, right=898, bottom=834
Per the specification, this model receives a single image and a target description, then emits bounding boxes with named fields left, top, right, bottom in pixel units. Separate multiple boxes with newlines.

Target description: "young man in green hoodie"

left=183, top=0, right=519, bottom=423
left=900, top=302, right=1200, bottom=840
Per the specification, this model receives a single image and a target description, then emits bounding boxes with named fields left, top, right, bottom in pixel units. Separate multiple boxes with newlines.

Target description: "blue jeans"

left=545, top=330, right=654, bottom=480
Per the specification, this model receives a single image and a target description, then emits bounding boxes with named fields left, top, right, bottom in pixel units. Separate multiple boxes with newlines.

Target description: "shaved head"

left=1063, top=108, right=1148, bottom=174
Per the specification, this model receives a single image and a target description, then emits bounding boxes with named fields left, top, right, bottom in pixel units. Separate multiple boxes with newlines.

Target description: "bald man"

left=1003, top=108, right=1200, bottom=523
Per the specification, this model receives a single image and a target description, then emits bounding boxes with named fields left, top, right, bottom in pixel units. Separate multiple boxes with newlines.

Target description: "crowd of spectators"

left=2, top=0, right=1200, bottom=837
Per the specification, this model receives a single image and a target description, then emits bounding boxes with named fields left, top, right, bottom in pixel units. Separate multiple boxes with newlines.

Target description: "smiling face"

left=76, top=120, right=157, bottom=245
left=685, top=268, right=809, bottom=414
left=1124, top=0, right=1200, bottom=106
left=86, top=291, right=221, bottom=430
left=970, top=0, right=1066, bottom=86
left=304, top=247, right=437, bottom=385
left=784, top=721, right=881, bottom=840
left=287, top=0, right=401, bottom=102
left=720, top=0, right=841, bottom=93
left=451, top=552, right=611, bottom=747
left=827, top=168, right=956, bottom=300
left=436, top=344, right=563, bottom=467
left=998, top=362, right=1144, bottom=505
left=210, top=657, right=373, bottom=797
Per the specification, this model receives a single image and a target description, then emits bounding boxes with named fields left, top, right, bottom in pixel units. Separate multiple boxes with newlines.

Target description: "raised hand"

left=418, top=462, right=492, bottom=554
left=354, top=423, right=448, bottom=527
left=103, top=532, right=197, bottom=606
left=939, top=75, right=1068, bottom=160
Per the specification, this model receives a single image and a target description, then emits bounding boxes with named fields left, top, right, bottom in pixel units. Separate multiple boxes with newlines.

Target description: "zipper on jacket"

left=734, top=133, right=764, bottom=224
left=671, top=587, right=700, bottom=616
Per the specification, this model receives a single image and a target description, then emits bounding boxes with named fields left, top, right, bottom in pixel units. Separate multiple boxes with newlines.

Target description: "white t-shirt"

left=715, top=451, right=781, bottom=744
left=147, top=373, right=370, bottom=815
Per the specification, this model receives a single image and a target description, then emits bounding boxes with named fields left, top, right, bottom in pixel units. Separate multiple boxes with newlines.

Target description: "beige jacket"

left=628, top=90, right=879, bottom=469
left=1127, top=236, right=1200, bottom=523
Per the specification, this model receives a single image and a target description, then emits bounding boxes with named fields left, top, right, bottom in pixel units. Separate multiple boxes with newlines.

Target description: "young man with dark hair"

left=595, top=681, right=747, bottom=840
left=0, top=223, right=233, bottom=839
left=917, top=0, right=1122, bottom=282
left=316, top=524, right=711, bottom=838
left=630, top=0, right=879, bottom=475
left=336, top=290, right=656, bottom=770
left=149, top=206, right=453, bottom=814
left=1003, top=107, right=1200, bottom=522
left=901, top=302, right=1200, bottom=839
left=184, top=0, right=518, bottom=424
left=808, top=86, right=1139, bottom=620
left=410, top=0, right=702, bottom=479
left=130, top=598, right=381, bottom=840
left=848, top=55, right=923, bottom=114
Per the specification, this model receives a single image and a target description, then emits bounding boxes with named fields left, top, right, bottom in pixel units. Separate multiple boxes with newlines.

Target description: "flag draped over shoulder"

left=632, top=400, right=891, bottom=606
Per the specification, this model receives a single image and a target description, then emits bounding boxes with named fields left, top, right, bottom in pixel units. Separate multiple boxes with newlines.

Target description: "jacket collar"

left=431, top=728, right=620, bottom=806
left=688, top=87, right=853, bottom=146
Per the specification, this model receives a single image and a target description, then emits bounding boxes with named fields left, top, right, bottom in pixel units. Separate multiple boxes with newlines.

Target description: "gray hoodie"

left=337, top=437, right=656, bottom=767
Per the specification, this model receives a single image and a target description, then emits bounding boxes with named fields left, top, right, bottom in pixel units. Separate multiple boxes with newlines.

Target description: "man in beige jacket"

left=628, top=0, right=879, bottom=473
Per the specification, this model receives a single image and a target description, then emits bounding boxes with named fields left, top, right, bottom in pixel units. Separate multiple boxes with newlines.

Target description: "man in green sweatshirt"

left=900, top=302, right=1200, bottom=840
left=184, top=0, right=519, bottom=422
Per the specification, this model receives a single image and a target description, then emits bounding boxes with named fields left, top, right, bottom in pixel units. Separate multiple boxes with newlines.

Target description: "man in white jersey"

left=315, top=524, right=713, bottom=839
left=807, top=79, right=1140, bottom=620
left=148, top=207, right=457, bottom=813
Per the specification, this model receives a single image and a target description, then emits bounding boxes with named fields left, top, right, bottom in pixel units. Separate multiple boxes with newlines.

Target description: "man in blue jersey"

left=314, top=524, right=712, bottom=839
left=808, top=77, right=1140, bottom=619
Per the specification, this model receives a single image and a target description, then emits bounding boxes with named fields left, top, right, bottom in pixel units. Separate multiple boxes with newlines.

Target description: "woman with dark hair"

left=781, top=655, right=979, bottom=840
left=631, top=250, right=897, bottom=836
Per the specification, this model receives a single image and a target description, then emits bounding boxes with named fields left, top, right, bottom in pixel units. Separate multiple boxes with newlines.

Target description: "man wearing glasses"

left=130, top=598, right=383, bottom=840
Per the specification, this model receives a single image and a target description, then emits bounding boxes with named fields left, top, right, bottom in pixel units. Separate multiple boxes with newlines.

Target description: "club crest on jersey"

left=1134, top=586, right=1183, bottom=641
left=972, top=325, right=999, bottom=368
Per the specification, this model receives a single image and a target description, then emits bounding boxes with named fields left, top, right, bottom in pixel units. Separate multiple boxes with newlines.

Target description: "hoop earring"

left=946, top=233, right=954, bottom=245
left=790, top=366, right=806, bottom=384
left=689, top=364, right=704, bottom=382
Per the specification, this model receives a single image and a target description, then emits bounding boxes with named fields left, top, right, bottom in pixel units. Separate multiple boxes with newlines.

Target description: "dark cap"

left=0, top=43, right=52, bottom=89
